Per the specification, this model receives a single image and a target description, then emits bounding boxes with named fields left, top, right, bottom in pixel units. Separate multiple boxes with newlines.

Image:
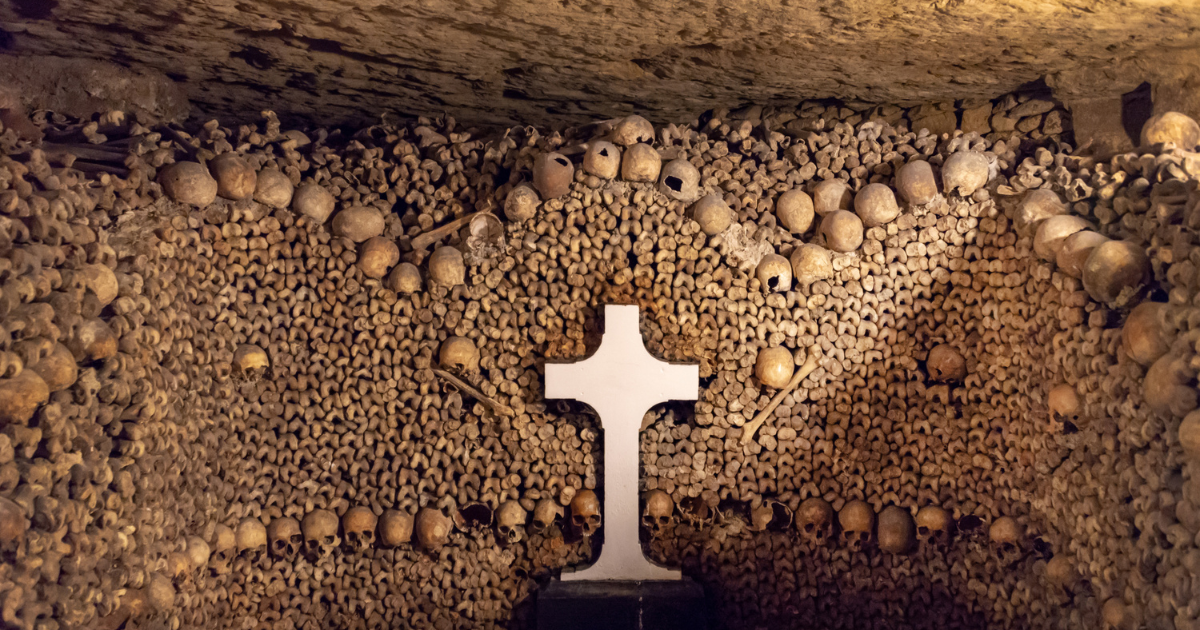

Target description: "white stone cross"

left=544, top=304, right=698, bottom=581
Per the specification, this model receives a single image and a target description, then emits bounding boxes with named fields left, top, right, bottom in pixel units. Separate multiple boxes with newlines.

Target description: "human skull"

left=210, top=524, right=236, bottom=575
left=941, top=151, right=989, bottom=197
left=267, top=517, right=302, bottom=559
left=755, top=254, right=792, bottom=293
left=414, top=507, right=453, bottom=551
left=838, top=500, right=875, bottom=550
left=495, top=500, right=527, bottom=544
left=1144, top=352, right=1198, bottom=418
left=378, top=510, right=414, bottom=547
left=691, top=194, right=732, bottom=236
left=1180, top=410, right=1200, bottom=460
left=795, top=497, right=834, bottom=544
left=877, top=506, right=915, bottom=554
left=895, top=160, right=938, bottom=205
left=331, top=206, right=385, bottom=243
left=532, top=152, right=574, bottom=200
left=620, top=143, right=661, bottom=182
left=504, top=184, right=540, bottom=222
left=1044, top=555, right=1077, bottom=590
left=428, top=246, right=466, bottom=288
left=530, top=498, right=564, bottom=536
left=819, top=210, right=863, bottom=253
left=1047, top=384, right=1082, bottom=427
left=208, top=153, right=257, bottom=200
left=1014, top=189, right=1066, bottom=236
left=1056, top=230, right=1107, bottom=279
left=292, top=182, right=336, bottom=224
left=570, top=489, right=601, bottom=537
left=790, top=243, right=833, bottom=287
left=1033, top=215, right=1091, bottom=262
left=755, top=346, right=794, bottom=390
left=811, top=179, right=852, bottom=215
left=927, top=344, right=966, bottom=382
left=915, top=506, right=952, bottom=544
left=1082, top=240, right=1150, bottom=308
left=439, top=336, right=480, bottom=372
left=233, top=344, right=269, bottom=377
left=342, top=506, right=378, bottom=553
left=583, top=141, right=620, bottom=180
left=185, top=536, right=210, bottom=570
left=159, top=161, right=217, bottom=207
left=236, top=517, right=267, bottom=562
left=388, top=262, right=423, bottom=294
left=357, top=237, right=400, bottom=279
left=166, top=552, right=193, bottom=588
left=658, top=157, right=700, bottom=202
left=146, top=572, right=176, bottom=613
left=988, top=516, right=1023, bottom=562
left=1102, top=598, right=1134, bottom=630
left=853, top=183, right=900, bottom=228
left=1122, top=302, right=1175, bottom=367
left=1140, top=111, right=1200, bottom=149
left=253, top=168, right=294, bottom=209
left=641, top=490, right=674, bottom=536
left=611, top=115, right=654, bottom=146
left=302, top=509, right=340, bottom=560
left=775, top=188, right=814, bottom=234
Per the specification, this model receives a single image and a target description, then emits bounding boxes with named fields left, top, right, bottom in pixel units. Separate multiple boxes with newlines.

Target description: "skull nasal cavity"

left=599, top=148, right=609, bottom=156
left=666, top=176, right=683, bottom=192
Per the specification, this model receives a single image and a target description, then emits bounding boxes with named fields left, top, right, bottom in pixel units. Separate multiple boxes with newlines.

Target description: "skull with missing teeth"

left=570, top=490, right=601, bottom=537
left=530, top=498, right=563, bottom=535
left=839, top=500, right=875, bottom=551
left=495, top=500, right=527, bottom=544
left=342, top=506, right=377, bottom=553
left=267, top=517, right=302, bottom=559
left=302, top=509, right=340, bottom=560
left=796, top=497, right=834, bottom=544
left=641, top=490, right=674, bottom=535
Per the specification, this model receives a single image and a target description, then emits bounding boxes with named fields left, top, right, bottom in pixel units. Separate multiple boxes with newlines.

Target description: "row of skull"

left=645, top=492, right=1026, bottom=556
left=205, top=490, right=602, bottom=569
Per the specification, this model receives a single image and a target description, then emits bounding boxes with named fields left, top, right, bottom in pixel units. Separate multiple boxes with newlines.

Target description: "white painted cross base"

left=545, top=304, right=699, bottom=581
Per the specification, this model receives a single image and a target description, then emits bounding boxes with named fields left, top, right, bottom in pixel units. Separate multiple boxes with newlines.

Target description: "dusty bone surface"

left=0, top=94, right=1197, bottom=630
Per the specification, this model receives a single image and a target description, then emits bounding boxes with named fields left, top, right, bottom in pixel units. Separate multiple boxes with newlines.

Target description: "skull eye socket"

left=918, top=526, right=930, bottom=536
left=804, top=523, right=815, bottom=532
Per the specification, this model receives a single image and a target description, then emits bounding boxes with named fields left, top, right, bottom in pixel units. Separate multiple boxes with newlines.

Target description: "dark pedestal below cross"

left=536, top=580, right=711, bottom=630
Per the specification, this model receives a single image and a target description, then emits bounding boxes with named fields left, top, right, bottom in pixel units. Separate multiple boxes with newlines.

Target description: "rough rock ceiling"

left=1, top=0, right=1199, bottom=127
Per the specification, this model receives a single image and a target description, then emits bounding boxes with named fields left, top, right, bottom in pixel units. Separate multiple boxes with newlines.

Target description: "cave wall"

left=1, top=0, right=1199, bottom=127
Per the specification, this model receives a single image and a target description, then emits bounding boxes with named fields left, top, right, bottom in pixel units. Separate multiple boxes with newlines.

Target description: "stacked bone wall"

left=0, top=96, right=1197, bottom=630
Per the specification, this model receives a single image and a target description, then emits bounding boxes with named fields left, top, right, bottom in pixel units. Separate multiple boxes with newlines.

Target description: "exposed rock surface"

left=1, top=0, right=1198, bottom=127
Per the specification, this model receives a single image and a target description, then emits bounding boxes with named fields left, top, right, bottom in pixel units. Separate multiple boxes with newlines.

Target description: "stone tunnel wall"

left=0, top=92, right=1198, bottom=630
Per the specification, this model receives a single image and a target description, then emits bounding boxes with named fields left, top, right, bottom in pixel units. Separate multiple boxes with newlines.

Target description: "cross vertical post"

left=544, top=304, right=699, bottom=581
